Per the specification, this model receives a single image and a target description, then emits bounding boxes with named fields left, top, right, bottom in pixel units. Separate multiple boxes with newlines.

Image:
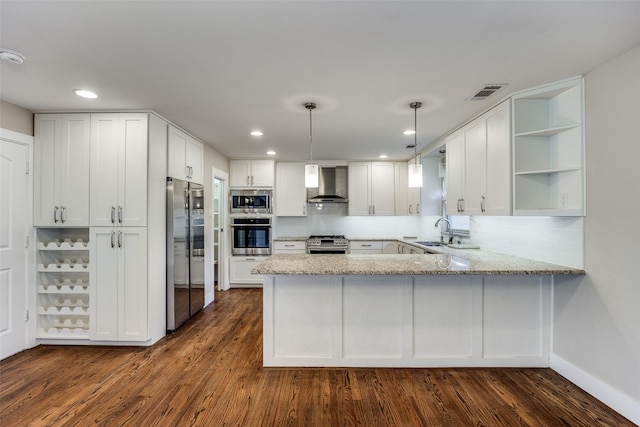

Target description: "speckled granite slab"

left=252, top=252, right=585, bottom=276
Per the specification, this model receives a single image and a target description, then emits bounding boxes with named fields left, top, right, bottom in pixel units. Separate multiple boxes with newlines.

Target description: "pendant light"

left=408, top=101, right=423, bottom=188
left=304, top=102, right=319, bottom=188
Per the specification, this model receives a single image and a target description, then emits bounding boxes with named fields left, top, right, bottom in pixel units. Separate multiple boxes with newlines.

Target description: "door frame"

left=0, top=128, right=35, bottom=354
left=212, top=168, right=229, bottom=292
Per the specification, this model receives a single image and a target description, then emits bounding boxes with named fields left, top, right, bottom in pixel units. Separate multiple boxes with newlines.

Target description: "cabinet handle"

left=118, top=231, right=122, bottom=248
left=362, top=244, right=372, bottom=247
left=251, top=176, right=254, bottom=186
left=186, top=165, right=190, bottom=179
left=417, top=204, right=420, bottom=214
left=372, top=205, right=375, bottom=215
left=118, top=206, right=123, bottom=224
left=303, top=205, right=306, bottom=215
left=54, top=206, right=59, bottom=223
left=246, top=176, right=250, bottom=186
left=409, top=205, right=413, bottom=214
left=481, top=196, right=486, bottom=213
left=111, top=206, right=116, bottom=224
left=461, top=198, right=465, bottom=212
left=60, top=206, right=66, bottom=223
left=111, top=231, right=115, bottom=248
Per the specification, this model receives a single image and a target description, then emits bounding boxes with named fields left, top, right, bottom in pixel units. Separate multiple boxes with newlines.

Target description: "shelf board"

left=514, top=124, right=579, bottom=138
left=514, top=167, right=581, bottom=176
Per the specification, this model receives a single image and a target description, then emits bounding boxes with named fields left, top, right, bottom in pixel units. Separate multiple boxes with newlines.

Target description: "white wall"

left=552, top=44, right=640, bottom=423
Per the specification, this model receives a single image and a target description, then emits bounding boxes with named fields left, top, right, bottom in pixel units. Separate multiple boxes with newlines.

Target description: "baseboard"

left=550, top=353, right=640, bottom=425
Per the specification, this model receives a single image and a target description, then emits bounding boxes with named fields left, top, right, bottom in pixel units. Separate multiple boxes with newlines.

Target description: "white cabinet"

left=275, top=162, right=307, bottom=216
left=348, top=162, right=395, bottom=216
left=90, top=113, right=148, bottom=227
left=349, top=240, right=383, bottom=254
left=229, top=257, right=264, bottom=287
left=394, top=162, right=409, bottom=215
left=230, top=159, right=274, bottom=187
left=446, top=99, right=511, bottom=216
left=168, top=125, right=204, bottom=184
left=34, top=114, right=90, bottom=226
left=512, top=77, right=584, bottom=216
left=90, top=227, right=148, bottom=342
left=273, top=240, right=306, bottom=254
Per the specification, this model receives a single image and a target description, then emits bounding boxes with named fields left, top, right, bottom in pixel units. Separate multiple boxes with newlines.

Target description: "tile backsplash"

left=274, top=204, right=584, bottom=269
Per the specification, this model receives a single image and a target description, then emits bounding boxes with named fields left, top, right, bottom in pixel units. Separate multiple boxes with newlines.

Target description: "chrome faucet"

left=434, top=217, right=454, bottom=244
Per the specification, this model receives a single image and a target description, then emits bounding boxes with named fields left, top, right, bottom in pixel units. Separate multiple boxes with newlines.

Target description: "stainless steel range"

left=306, top=235, right=349, bottom=254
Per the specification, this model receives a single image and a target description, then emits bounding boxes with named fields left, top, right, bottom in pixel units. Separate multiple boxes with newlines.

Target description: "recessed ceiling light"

left=250, top=131, right=264, bottom=136
left=266, top=150, right=276, bottom=156
left=403, top=130, right=416, bottom=135
left=75, top=89, right=98, bottom=99
left=0, top=48, right=25, bottom=64
left=379, top=154, right=388, bottom=159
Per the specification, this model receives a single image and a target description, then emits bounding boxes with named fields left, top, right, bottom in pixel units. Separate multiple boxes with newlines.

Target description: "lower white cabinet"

left=229, top=256, right=264, bottom=287
left=90, top=227, right=148, bottom=342
left=349, top=240, right=383, bottom=254
left=273, top=241, right=306, bottom=254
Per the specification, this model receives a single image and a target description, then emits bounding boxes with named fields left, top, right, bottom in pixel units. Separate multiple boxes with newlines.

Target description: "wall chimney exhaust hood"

left=307, top=166, right=348, bottom=203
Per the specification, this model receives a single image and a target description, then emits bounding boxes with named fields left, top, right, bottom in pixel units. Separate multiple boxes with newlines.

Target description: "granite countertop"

left=252, top=251, right=585, bottom=276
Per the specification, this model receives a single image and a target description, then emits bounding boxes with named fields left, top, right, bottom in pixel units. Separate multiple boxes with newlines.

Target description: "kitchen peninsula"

left=254, top=248, right=584, bottom=368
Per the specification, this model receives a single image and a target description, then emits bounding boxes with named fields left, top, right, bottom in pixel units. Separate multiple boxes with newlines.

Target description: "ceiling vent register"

left=469, top=84, right=506, bottom=100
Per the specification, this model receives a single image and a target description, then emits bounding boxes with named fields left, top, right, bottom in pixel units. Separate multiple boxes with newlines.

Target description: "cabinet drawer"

left=274, top=241, right=306, bottom=251
left=349, top=241, right=383, bottom=251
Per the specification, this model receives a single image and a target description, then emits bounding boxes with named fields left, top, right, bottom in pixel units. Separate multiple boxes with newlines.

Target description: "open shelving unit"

left=36, top=228, right=90, bottom=339
left=512, top=77, right=585, bottom=216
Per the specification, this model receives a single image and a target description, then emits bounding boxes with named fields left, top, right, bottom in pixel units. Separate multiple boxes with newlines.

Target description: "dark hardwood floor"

left=0, top=288, right=634, bottom=426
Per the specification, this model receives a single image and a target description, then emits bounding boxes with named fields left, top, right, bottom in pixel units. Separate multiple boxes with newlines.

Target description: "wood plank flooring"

left=1, top=288, right=634, bottom=426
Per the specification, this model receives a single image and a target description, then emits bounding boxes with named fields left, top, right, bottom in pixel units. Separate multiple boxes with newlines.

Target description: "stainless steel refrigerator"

left=167, top=177, right=205, bottom=332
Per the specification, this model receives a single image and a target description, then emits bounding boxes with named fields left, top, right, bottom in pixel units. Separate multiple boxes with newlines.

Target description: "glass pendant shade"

left=305, top=164, right=319, bottom=188
left=408, top=163, right=423, bottom=188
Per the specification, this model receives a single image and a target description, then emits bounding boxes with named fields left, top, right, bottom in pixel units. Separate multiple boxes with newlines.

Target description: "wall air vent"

left=404, top=143, right=416, bottom=149
left=468, top=84, right=507, bottom=100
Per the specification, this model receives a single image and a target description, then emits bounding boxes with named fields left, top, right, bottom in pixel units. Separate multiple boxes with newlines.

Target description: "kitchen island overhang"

left=254, top=253, right=585, bottom=368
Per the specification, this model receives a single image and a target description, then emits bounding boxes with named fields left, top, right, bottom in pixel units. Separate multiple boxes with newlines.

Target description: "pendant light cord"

left=411, top=101, right=422, bottom=164
left=305, top=102, right=316, bottom=163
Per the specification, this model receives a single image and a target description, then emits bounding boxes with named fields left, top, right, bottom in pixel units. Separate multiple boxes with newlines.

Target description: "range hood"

left=307, top=166, right=348, bottom=203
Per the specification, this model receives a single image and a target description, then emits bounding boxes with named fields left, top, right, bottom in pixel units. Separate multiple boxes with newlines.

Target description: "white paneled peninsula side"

left=254, top=250, right=584, bottom=368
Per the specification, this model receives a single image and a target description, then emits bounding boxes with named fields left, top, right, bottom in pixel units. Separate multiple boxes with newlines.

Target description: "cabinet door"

left=118, top=227, right=148, bottom=341
left=168, top=126, right=188, bottom=181
left=484, top=100, right=511, bottom=215
left=446, top=131, right=465, bottom=215
left=229, top=160, right=252, bottom=187
left=348, top=162, right=371, bottom=215
left=34, top=114, right=90, bottom=226
left=34, top=114, right=60, bottom=226
left=462, top=120, right=487, bottom=216
left=91, top=114, right=120, bottom=226
left=275, top=163, right=307, bottom=216
left=229, top=257, right=263, bottom=284
left=394, top=162, right=409, bottom=215
left=90, top=227, right=119, bottom=341
left=185, top=137, right=204, bottom=184
left=371, top=162, right=395, bottom=216
left=118, top=114, right=148, bottom=226
left=250, top=160, right=275, bottom=187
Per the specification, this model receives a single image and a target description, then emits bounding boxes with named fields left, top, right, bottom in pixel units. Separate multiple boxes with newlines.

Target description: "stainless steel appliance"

left=231, top=217, right=271, bottom=256
left=167, top=177, right=205, bottom=333
left=306, top=235, right=349, bottom=254
left=307, top=166, right=348, bottom=203
left=230, top=189, right=272, bottom=214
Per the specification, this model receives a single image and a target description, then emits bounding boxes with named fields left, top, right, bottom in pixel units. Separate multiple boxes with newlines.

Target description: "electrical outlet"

left=560, top=193, right=569, bottom=209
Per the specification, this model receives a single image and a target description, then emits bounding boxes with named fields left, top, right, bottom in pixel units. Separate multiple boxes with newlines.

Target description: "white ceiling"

left=1, top=1, right=640, bottom=161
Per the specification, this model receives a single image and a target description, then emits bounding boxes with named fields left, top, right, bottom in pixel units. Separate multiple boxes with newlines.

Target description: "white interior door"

left=0, top=138, right=28, bottom=359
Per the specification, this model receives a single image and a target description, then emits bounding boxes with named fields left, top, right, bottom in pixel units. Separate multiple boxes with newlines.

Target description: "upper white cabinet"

left=34, top=114, right=90, bottom=226
left=90, top=113, right=148, bottom=227
left=275, top=162, right=307, bottom=216
left=446, top=99, right=511, bottom=216
left=348, top=162, right=395, bottom=216
left=512, top=77, right=584, bottom=216
left=230, top=159, right=274, bottom=187
left=167, top=125, right=204, bottom=184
